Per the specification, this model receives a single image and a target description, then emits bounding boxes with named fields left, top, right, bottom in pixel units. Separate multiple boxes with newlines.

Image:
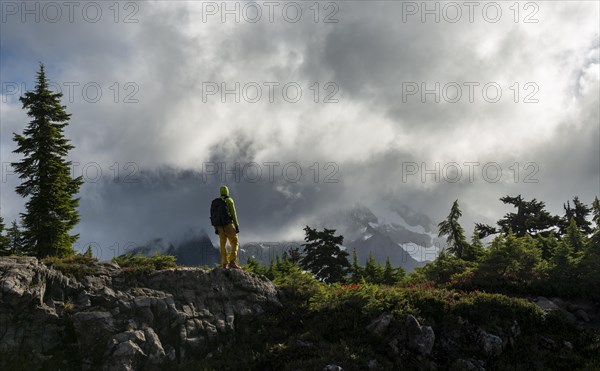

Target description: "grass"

left=113, top=253, right=177, bottom=278
left=42, top=254, right=99, bottom=280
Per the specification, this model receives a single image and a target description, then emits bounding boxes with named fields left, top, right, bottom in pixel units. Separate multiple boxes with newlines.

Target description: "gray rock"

left=539, top=336, right=556, bottom=350
left=323, top=365, right=343, bottom=371
left=534, top=297, right=560, bottom=312
left=134, top=296, right=152, bottom=308
left=113, top=330, right=145, bottom=344
left=450, top=358, right=486, bottom=371
left=575, top=309, right=590, bottom=322
left=103, top=340, right=146, bottom=371
left=405, top=314, right=435, bottom=356
left=294, top=339, right=314, bottom=348
left=565, top=311, right=578, bottom=324
left=550, top=297, right=566, bottom=309
left=479, top=331, right=502, bottom=357
left=367, top=359, right=379, bottom=370
left=366, top=312, right=393, bottom=336
left=142, top=327, right=165, bottom=365
left=510, top=320, right=521, bottom=338
left=388, top=337, right=400, bottom=355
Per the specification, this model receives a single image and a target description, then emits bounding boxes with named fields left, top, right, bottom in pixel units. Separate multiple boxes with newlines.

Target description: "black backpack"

left=210, top=197, right=232, bottom=226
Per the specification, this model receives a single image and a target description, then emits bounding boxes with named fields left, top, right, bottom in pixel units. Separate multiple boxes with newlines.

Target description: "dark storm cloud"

left=1, top=1, right=598, bottom=253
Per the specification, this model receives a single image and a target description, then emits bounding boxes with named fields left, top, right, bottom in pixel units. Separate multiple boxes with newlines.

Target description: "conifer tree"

left=496, top=195, right=560, bottom=237
left=0, top=213, right=10, bottom=255
left=349, top=248, right=364, bottom=283
left=383, top=257, right=405, bottom=285
left=474, top=222, right=498, bottom=239
left=563, top=218, right=586, bottom=256
left=438, top=200, right=469, bottom=260
left=11, top=64, right=83, bottom=257
left=299, top=226, right=350, bottom=283
left=364, top=252, right=384, bottom=284
left=548, top=240, right=576, bottom=295
left=562, top=197, right=592, bottom=235
left=6, top=221, right=24, bottom=255
left=470, top=229, right=484, bottom=250
left=464, top=229, right=485, bottom=261
left=535, top=231, right=559, bottom=261
left=287, top=246, right=303, bottom=265
left=590, top=197, right=600, bottom=248
left=579, top=198, right=600, bottom=299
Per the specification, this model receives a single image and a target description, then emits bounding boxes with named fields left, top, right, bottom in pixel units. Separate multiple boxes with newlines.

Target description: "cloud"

left=1, top=1, right=598, bottom=254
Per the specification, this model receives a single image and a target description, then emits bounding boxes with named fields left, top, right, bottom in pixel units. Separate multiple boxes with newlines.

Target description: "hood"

left=220, top=185, right=229, bottom=197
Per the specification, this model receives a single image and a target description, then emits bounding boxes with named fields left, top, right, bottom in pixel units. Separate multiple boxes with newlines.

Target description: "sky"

left=0, top=1, right=599, bottom=258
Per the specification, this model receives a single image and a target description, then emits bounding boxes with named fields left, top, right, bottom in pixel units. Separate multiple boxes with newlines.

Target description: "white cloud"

left=1, top=1, right=598, bottom=249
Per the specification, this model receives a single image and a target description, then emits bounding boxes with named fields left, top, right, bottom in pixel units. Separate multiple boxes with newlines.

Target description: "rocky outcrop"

left=369, top=313, right=436, bottom=359
left=405, top=314, right=435, bottom=356
left=366, top=312, right=393, bottom=337
left=0, top=256, right=282, bottom=370
left=532, top=296, right=599, bottom=329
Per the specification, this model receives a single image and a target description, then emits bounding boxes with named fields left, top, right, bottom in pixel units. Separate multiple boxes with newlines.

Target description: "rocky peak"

left=0, top=256, right=282, bottom=370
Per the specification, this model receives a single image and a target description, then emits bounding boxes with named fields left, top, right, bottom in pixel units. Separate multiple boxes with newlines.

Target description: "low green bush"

left=451, top=291, right=544, bottom=331
left=42, top=254, right=98, bottom=280
left=113, top=253, right=177, bottom=278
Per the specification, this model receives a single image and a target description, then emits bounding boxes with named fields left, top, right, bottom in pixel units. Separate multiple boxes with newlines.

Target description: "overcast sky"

left=1, top=1, right=598, bottom=257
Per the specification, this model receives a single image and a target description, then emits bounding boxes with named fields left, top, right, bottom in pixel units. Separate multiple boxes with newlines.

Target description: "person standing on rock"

left=210, top=185, right=241, bottom=269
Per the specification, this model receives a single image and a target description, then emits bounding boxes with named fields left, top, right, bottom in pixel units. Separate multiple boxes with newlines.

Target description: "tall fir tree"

left=438, top=200, right=469, bottom=260
left=287, top=246, right=303, bottom=265
left=299, top=226, right=350, bottom=283
left=382, top=257, right=405, bottom=285
left=11, top=64, right=83, bottom=257
left=590, top=197, right=600, bottom=248
left=463, top=229, right=485, bottom=261
left=562, top=197, right=592, bottom=235
left=6, top=220, right=24, bottom=255
left=0, top=213, right=10, bottom=255
left=349, top=248, right=364, bottom=283
left=364, top=252, right=384, bottom=284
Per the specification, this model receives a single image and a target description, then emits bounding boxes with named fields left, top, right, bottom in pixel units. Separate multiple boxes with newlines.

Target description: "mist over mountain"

left=124, top=203, right=439, bottom=272
left=124, top=234, right=220, bottom=267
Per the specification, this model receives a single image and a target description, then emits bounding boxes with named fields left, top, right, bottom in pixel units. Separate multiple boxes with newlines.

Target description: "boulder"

left=479, top=331, right=502, bottom=357
left=539, top=336, right=556, bottom=350
left=534, top=297, right=561, bottom=312
left=367, top=359, right=379, bottom=370
left=450, top=358, right=486, bottom=371
left=366, top=312, right=393, bottom=336
left=575, top=309, right=590, bottom=323
left=405, top=314, right=435, bottom=356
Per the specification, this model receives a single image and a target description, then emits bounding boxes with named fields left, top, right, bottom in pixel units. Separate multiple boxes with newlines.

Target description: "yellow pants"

left=217, top=223, right=238, bottom=265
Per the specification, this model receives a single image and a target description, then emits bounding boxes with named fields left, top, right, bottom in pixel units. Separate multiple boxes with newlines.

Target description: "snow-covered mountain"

left=347, top=224, right=424, bottom=272
left=321, top=203, right=440, bottom=271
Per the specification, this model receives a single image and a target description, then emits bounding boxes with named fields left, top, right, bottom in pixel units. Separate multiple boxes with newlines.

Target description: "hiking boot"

left=228, top=261, right=241, bottom=269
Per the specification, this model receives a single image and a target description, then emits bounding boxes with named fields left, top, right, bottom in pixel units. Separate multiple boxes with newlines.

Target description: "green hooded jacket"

left=220, top=186, right=239, bottom=227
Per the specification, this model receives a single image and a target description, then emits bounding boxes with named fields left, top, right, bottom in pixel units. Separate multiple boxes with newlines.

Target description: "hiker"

left=210, top=185, right=241, bottom=269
